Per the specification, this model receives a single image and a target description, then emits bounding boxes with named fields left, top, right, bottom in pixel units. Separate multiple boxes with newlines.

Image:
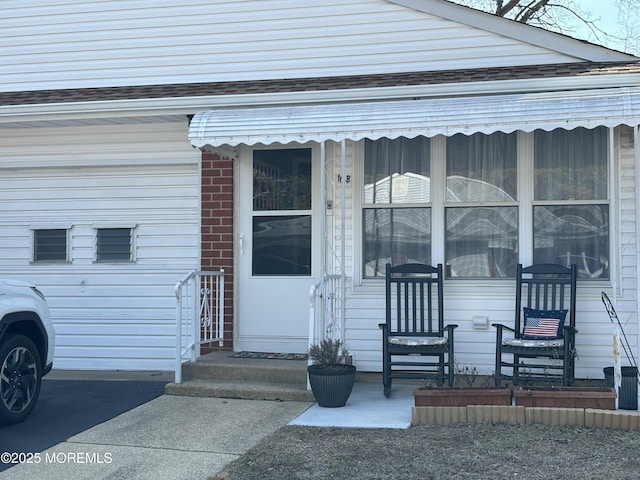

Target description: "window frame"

left=530, top=126, right=611, bottom=279
left=93, top=225, right=136, bottom=263
left=361, top=136, right=433, bottom=278
left=31, top=227, right=70, bottom=263
left=443, top=131, right=520, bottom=279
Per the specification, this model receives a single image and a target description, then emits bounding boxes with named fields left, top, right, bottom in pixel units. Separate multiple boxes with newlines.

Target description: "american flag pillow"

left=521, top=308, right=567, bottom=340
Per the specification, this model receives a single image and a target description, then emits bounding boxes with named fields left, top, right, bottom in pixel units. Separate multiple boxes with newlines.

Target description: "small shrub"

left=308, top=338, right=349, bottom=366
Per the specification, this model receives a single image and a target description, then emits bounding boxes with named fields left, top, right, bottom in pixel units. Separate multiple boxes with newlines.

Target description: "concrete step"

left=180, top=351, right=308, bottom=385
left=166, top=351, right=313, bottom=401
left=167, top=352, right=389, bottom=402
left=165, top=379, right=315, bottom=402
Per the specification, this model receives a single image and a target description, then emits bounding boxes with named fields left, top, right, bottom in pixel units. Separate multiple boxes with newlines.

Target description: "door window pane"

left=533, top=205, right=609, bottom=279
left=253, top=149, right=311, bottom=211
left=252, top=148, right=312, bottom=276
left=445, top=207, right=518, bottom=278
left=252, top=215, right=311, bottom=276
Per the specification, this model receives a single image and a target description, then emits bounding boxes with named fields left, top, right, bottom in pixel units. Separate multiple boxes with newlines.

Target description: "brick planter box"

left=513, top=387, right=616, bottom=410
left=414, top=387, right=512, bottom=407
left=412, top=406, right=640, bottom=429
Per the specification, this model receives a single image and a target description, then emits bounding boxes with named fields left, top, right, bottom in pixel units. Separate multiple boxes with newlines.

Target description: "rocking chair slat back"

left=515, top=263, right=577, bottom=335
left=391, top=270, right=441, bottom=335
left=380, top=263, right=457, bottom=396
left=494, top=263, right=578, bottom=387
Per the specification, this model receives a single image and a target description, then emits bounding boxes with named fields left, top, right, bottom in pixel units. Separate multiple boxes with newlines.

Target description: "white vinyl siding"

left=0, top=121, right=201, bottom=370
left=1, top=0, right=582, bottom=92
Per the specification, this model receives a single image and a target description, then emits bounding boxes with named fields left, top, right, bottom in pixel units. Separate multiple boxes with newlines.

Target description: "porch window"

left=445, top=132, right=518, bottom=278
left=360, top=128, right=610, bottom=280
left=95, top=228, right=132, bottom=262
left=33, top=228, right=68, bottom=262
left=363, top=136, right=431, bottom=277
left=533, top=127, right=609, bottom=279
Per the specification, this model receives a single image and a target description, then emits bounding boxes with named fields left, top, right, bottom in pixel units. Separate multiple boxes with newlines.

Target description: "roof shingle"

left=2, top=61, right=639, bottom=107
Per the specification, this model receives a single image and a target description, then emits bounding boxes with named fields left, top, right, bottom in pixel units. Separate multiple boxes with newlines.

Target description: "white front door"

left=236, top=144, right=319, bottom=353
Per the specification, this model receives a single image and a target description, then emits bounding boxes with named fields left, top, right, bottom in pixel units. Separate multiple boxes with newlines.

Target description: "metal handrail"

left=175, top=269, right=225, bottom=383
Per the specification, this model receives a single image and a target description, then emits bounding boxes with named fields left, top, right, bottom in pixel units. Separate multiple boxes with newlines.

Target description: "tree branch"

left=516, top=0, right=551, bottom=24
left=495, top=0, right=523, bottom=16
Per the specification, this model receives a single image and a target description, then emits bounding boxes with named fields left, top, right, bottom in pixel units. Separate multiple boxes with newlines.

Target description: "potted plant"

left=413, top=365, right=512, bottom=407
left=307, top=338, right=356, bottom=407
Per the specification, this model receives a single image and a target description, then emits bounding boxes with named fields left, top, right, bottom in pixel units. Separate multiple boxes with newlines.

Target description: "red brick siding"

left=201, top=151, right=234, bottom=352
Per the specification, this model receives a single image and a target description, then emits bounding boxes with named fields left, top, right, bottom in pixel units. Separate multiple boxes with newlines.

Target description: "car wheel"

left=0, top=334, right=42, bottom=425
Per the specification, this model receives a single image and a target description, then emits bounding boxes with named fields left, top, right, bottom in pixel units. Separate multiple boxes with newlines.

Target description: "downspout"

left=320, top=141, right=327, bottom=337
left=341, top=140, right=347, bottom=345
left=635, top=126, right=640, bottom=384
left=610, top=126, right=619, bottom=299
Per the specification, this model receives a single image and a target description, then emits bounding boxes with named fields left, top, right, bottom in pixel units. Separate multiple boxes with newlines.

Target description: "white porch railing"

left=308, top=274, right=344, bottom=352
left=308, top=274, right=346, bottom=389
left=175, top=269, right=225, bottom=383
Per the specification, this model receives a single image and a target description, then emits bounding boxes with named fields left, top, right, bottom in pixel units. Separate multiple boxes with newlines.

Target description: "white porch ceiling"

left=189, top=87, right=640, bottom=147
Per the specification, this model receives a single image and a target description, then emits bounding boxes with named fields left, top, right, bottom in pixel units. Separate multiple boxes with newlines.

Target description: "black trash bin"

left=604, top=366, right=638, bottom=410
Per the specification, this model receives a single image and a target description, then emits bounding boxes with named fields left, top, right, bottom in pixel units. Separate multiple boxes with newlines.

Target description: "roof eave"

left=1, top=72, right=640, bottom=126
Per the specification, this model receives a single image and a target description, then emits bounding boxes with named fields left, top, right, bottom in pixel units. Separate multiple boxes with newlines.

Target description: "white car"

left=0, top=279, right=55, bottom=425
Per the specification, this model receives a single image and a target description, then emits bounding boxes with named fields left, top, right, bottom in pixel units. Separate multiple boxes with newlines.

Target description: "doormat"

left=229, top=351, right=308, bottom=361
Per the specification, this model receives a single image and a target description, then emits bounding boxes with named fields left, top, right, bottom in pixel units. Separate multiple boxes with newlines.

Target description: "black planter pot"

left=307, top=364, right=356, bottom=407
left=604, top=366, right=639, bottom=410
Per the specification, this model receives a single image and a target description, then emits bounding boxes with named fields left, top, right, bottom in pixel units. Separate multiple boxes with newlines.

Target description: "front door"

left=236, top=144, right=319, bottom=353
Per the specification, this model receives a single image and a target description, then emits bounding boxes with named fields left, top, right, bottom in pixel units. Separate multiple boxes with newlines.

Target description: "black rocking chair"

left=494, top=263, right=577, bottom=387
left=379, top=263, right=457, bottom=397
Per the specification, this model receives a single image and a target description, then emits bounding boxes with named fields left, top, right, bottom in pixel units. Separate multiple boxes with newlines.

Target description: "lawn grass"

left=210, top=423, right=640, bottom=480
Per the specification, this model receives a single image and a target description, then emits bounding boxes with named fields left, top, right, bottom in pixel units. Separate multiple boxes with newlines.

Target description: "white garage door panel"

left=0, top=122, right=201, bottom=371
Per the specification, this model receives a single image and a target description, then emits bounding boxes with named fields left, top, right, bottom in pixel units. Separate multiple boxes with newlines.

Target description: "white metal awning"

left=189, top=87, right=640, bottom=147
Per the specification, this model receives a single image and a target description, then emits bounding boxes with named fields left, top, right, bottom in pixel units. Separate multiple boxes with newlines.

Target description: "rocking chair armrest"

left=443, top=324, right=458, bottom=334
left=563, top=325, right=578, bottom=336
left=492, top=323, right=516, bottom=334
left=378, top=323, right=388, bottom=330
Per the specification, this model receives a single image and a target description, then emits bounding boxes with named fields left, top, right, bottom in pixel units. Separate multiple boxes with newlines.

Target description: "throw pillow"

left=521, top=307, right=567, bottom=340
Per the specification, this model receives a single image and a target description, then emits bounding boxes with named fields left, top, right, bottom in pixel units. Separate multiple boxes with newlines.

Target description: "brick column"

left=201, top=151, right=234, bottom=351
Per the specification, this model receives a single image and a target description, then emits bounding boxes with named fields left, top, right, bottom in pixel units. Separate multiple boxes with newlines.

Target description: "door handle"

left=239, top=234, right=245, bottom=256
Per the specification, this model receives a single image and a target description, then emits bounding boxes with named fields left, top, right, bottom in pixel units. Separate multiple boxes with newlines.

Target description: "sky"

left=572, top=1, right=621, bottom=42
left=452, top=0, right=639, bottom=55
left=555, top=1, right=638, bottom=55
left=580, top=0, right=619, bottom=29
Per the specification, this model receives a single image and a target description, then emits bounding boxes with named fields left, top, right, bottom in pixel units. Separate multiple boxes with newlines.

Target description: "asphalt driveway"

left=0, top=376, right=168, bottom=473
left=0, top=379, right=312, bottom=480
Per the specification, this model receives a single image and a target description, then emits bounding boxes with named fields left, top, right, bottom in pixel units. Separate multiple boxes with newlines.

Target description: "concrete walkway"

left=291, top=381, right=415, bottom=428
left=1, top=379, right=413, bottom=480
left=2, top=395, right=311, bottom=480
